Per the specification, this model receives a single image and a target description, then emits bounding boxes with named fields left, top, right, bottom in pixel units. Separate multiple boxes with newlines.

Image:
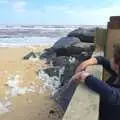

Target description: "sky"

left=0, top=0, right=120, bottom=25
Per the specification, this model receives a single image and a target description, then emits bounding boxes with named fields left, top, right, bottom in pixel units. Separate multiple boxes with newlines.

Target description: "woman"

left=72, top=43, right=120, bottom=120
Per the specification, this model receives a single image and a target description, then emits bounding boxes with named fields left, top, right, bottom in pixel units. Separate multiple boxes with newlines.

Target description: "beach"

left=0, top=25, right=99, bottom=120
left=0, top=45, right=63, bottom=120
left=0, top=25, right=82, bottom=120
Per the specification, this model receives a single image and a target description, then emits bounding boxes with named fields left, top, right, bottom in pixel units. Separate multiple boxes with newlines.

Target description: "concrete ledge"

left=63, top=50, right=103, bottom=120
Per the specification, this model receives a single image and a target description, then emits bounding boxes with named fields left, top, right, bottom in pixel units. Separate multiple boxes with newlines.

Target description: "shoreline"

left=0, top=44, right=51, bottom=48
left=0, top=45, right=63, bottom=120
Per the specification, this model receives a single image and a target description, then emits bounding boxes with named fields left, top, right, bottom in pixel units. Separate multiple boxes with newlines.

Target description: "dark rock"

left=40, top=49, right=57, bottom=64
left=38, top=54, right=93, bottom=111
left=43, top=66, right=61, bottom=77
left=68, top=28, right=96, bottom=43
left=53, top=80, right=78, bottom=111
left=44, top=54, right=91, bottom=86
left=23, top=51, right=37, bottom=60
left=40, top=42, right=95, bottom=66
left=51, top=56, right=70, bottom=67
left=40, top=48, right=55, bottom=59
left=51, top=55, right=94, bottom=111
left=49, top=110, right=55, bottom=114
left=40, top=57, right=79, bottom=87
left=60, top=61, right=78, bottom=86
left=73, top=42, right=95, bottom=49
left=68, top=28, right=83, bottom=39
left=40, top=36, right=95, bottom=61
left=77, top=51, right=93, bottom=62
left=53, top=37, right=80, bottom=50
left=44, top=48, right=53, bottom=52
left=55, top=42, right=95, bottom=57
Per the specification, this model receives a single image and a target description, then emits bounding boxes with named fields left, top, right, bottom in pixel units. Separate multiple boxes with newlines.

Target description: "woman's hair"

left=113, top=42, right=120, bottom=64
left=113, top=42, right=120, bottom=86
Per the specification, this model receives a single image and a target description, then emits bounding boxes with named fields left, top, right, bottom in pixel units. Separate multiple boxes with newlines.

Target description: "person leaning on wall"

left=72, top=42, right=120, bottom=120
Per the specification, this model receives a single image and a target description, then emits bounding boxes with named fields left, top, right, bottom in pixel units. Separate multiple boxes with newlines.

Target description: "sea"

left=0, top=25, right=106, bottom=47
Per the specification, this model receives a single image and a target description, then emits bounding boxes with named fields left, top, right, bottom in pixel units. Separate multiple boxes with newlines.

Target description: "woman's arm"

left=85, top=75, right=120, bottom=105
left=95, top=56, right=116, bottom=75
left=76, top=56, right=116, bottom=75
left=75, top=57, right=97, bottom=73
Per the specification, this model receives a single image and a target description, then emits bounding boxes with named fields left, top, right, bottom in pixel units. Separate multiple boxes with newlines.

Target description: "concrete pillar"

left=102, top=16, right=120, bottom=80
left=106, top=16, right=120, bottom=59
left=95, top=28, right=107, bottom=50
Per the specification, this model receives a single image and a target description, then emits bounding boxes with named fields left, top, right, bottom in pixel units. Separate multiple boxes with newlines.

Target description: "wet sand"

left=0, top=45, right=64, bottom=120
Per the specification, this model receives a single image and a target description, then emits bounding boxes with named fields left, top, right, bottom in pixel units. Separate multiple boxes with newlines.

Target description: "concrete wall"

left=106, top=16, right=120, bottom=59
left=106, top=29, right=120, bottom=59
left=62, top=16, right=120, bottom=120
left=63, top=50, right=104, bottom=120
left=95, top=28, right=107, bottom=50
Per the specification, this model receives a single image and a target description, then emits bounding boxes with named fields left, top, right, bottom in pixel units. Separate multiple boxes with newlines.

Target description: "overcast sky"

left=0, top=0, right=120, bottom=25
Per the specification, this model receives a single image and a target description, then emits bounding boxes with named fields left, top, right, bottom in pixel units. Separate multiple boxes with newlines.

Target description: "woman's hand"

left=75, top=57, right=97, bottom=73
left=72, top=71, right=90, bottom=83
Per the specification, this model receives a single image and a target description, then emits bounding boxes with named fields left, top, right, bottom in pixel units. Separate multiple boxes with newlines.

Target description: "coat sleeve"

left=85, top=75, right=120, bottom=105
left=95, top=56, right=116, bottom=76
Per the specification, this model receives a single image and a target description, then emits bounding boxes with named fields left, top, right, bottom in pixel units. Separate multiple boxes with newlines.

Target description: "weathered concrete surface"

left=63, top=50, right=103, bottom=120
left=106, top=29, right=120, bottom=59
left=95, top=28, right=107, bottom=50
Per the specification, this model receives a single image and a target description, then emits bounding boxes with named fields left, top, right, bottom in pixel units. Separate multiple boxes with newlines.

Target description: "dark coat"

left=85, top=56, right=120, bottom=120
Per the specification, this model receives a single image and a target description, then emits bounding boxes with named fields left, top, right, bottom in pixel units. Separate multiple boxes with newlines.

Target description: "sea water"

left=0, top=25, right=103, bottom=47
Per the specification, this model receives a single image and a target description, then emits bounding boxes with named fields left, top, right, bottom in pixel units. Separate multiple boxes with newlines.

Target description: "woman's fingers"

left=72, top=72, right=82, bottom=80
left=72, top=71, right=91, bottom=83
left=75, top=58, right=97, bottom=73
left=75, top=62, right=87, bottom=73
left=79, top=71, right=90, bottom=80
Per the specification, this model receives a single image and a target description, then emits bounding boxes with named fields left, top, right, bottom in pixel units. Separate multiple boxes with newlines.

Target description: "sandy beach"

left=0, top=45, right=63, bottom=120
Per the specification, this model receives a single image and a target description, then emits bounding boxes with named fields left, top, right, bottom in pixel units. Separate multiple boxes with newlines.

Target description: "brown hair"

left=113, top=42, right=120, bottom=86
left=113, top=42, right=120, bottom=64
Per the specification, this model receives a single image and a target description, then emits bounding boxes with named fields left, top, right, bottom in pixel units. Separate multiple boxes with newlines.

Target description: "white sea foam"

left=68, top=57, right=76, bottom=63
left=6, top=75, right=27, bottom=96
left=0, top=37, right=60, bottom=47
left=0, top=101, right=11, bottom=114
left=5, top=74, right=41, bottom=97
left=38, top=67, right=65, bottom=95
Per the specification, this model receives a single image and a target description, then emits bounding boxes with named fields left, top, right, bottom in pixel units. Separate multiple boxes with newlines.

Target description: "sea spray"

left=37, top=66, right=65, bottom=95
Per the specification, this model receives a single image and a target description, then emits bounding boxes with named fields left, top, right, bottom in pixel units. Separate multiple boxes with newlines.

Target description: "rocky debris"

left=37, top=67, right=65, bottom=95
left=23, top=51, right=42, bottom=60
left=23, top=51, right=36, bottom=60
left=37, top=56, right=80, bottom=95
left=59, top=62, right=77, bottom=87
left=40, top=42, right=95, bottom=63
left=39, top=32, right=96, bottom=61
left=23, top=27, right=97, bottom=111
left=52, top=37, right=80, bottom=50
left=48, top=105, right=64, bottom=120
left=49, top=56, right=75, bottom=67
left=40, top=36, right=86, bottom=60
left=23, top=28, right=96, bottom=62
left=40, top=49, right=56, bottom=61
left=37, top=46, right=95, bottom=111
left=53, top=80, right=78, bottom=111
left=55, top=42, right=95, bottom=57
left=44, top=43, right=95, bottom=66
left=42, top=67, right=61, bottom=77
left=49, top=49, right=94, bottom=67
left=50, top=56, right=69, bottom=67
left=68, top=28, right=96, bottom=43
